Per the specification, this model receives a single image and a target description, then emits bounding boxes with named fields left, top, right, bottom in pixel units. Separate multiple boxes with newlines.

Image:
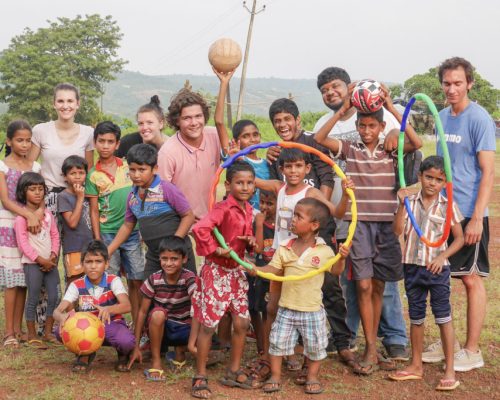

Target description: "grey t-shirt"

left=57, top=190, right=93, bottom=254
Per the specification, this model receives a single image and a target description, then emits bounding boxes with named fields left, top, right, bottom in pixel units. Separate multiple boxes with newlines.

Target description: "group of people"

left=0, top=56, right=495, bottom=398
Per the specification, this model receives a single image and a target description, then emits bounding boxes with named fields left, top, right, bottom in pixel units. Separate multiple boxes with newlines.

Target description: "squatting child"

left=128, top=236, right=196, bottom=382
left=389, top=156, right=464, bottom=391
left=54, top=240, right=135, bottom=373
left=249, top=198, right=350, bottom=395
left=315, top=84, right=422, bottom=374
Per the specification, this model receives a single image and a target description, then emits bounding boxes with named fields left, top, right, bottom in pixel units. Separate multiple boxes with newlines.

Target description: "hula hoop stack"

left=208, top=141, right=358, bottom=282
left=397, top=93, right=453, bottom=248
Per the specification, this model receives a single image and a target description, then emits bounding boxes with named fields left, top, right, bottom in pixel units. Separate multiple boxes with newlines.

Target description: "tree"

left=401, top=67, right=499, bottom=115
left=0, top=14, right=126, bottom=125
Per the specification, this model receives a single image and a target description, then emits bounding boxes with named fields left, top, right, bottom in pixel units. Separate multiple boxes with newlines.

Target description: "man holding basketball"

left=422, top=57, right=495, bottom=371
left=313, top=66, right=410, bottom=362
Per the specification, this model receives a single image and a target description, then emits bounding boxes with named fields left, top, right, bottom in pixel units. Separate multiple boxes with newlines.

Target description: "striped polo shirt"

left=140, top=269, right=196, bottom=324
left=402, top=191, right=463, bottom=266
left=334, top=138, right=397, bottom=222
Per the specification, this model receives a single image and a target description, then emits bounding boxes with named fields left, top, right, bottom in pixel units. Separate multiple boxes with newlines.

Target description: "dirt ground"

left=0, top=166, right=499, bottom=400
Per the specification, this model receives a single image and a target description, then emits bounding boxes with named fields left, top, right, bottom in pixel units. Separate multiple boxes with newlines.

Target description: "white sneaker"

left=453, top=348, right=484, bottom=372
left=422, top=339, right=461, bottom=363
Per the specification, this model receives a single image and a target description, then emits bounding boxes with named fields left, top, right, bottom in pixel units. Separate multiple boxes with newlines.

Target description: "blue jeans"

left=101, top=230, right=144, bottom=280
left=340, top=267, right=407, bottom=347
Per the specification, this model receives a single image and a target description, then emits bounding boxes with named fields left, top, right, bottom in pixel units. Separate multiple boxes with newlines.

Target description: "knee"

left=462, top=274, right=482, bottom=290
left=150, top=310, right=166, bottom=326
left=200, top=325, right=216, bottom=337
left=357, top=280, right=371, bottom=294
left=233, top=317, right=250, bottom=334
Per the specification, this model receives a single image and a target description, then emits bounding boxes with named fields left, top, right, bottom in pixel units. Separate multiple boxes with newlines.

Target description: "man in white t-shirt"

left=313, top=67, right=409, bottom=361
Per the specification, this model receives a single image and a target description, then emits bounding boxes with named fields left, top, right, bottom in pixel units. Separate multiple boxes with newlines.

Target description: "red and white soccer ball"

left=61, top=312, right=105, bottom=355
left=351, top=79, right=384, bottom=114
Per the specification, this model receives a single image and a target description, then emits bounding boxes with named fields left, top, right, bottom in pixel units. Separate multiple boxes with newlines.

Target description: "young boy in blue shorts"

left=54, top=240, right=135, bottom=373
left=315, top=85, right=422, bottom=374
left=107, top=144, right=195, bottom=279
left=128, top=236, right=196, bottom=382
left=249, top=198, right=350, bottom=394
left=390, top=156, right=464, bottom=391
left=214, top=68, right=269, bottom=210
left=86, top=121, right=144, bottom=323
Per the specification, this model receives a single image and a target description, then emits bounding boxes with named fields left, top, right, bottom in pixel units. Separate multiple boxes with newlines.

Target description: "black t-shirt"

left=115, top=132, right=143, bottom=158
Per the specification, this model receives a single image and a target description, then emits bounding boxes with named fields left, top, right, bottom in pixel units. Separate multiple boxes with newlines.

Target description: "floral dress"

left=0, top=160, right=41, bottom=288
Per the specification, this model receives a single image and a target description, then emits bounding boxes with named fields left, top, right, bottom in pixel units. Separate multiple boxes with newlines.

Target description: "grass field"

left=0, top=138, right=498, bottom=400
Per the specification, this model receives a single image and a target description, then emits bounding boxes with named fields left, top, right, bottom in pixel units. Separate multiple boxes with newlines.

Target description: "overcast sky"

left=2, top=0, right=499, bottom=87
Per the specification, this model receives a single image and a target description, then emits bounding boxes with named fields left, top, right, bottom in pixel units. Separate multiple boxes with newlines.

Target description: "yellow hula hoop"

left=210, top=141, right=357, bottom=282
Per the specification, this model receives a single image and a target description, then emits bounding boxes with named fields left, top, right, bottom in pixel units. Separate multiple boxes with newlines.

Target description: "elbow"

left=313, top=134, right=321, bottom=144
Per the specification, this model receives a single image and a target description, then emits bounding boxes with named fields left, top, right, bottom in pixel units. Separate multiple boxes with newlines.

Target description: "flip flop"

left=304, top=380, right=324, bottom=395
left=27, top=339, right=48, bottom=350
left=353, top=360, right=380, bottom=375
left=436, top=379, right=460, bottom=391
left=3, top=335, right=19, bottom=348
left=166, top=358, right=186, bottom=372
left=388, top=370, right=423, bottom=381
left=143, top=368, right=166, bottom=382
left=377, top=353, right=397, bottom=371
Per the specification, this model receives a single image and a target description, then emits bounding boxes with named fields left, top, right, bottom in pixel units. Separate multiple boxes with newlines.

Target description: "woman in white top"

left=28, top=83, right=94, bottom=214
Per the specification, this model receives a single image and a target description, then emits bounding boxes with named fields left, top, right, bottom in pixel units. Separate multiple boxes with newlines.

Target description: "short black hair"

left=296, top=197, right=330, bottom=232
left=127, top=143, right=157, bottom=167
left=356, top=108, right=384, bottom=123
left=159, top=236, right=188, bottom=257
left=62, top=155, right=88, bottom=176
left=81, top=240, right=109, bottom=263
left=232, top=119, right=258, bottom=141
left=259, top=189, right=276, bottom=199
left=420, top=155, right=445, bottom=174
left=94, top=121, right=121, bottom=142
left=269, top=98, right=299, bottom=121
left=226, top=160, right=255, bottom=182
left=15, top=172, right=47, bottom=204
left=278, top=148, right=311, bottom=167
left=317, top=67, right=351, bottom=89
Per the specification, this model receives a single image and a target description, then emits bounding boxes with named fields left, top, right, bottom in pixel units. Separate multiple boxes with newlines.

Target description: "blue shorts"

left=146, top=307, right=191, bottom=349
left=404, top=263, right=451, bottom=325
left=101, top=230, right=144, bottom=280
left=269, top=307, right=328, bottom=361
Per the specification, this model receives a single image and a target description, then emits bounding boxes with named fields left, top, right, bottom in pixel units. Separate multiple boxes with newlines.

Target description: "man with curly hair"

left=158, top=89, right=229, bottom=221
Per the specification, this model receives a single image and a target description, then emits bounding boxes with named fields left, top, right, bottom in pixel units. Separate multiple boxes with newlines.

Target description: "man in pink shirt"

left=158, top=89, right=229, bottom=220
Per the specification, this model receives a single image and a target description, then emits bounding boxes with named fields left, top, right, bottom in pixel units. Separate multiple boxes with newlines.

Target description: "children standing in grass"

left=390, top=156, right=464, bottom=391
left=0, top=120, right=42, bottom=348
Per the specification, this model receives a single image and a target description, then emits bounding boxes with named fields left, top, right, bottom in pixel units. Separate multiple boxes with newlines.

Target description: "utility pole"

left=236, top=0, right=265, bottom=121
left=226, top=84, right=233, bottom=129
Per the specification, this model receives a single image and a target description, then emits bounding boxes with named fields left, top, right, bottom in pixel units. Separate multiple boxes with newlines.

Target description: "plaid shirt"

left=402, top=191, right=463, bottom=266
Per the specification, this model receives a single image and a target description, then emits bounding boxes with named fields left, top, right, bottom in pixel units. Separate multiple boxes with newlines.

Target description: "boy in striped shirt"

left=314, top=85, right=422, bottom=374
left=128, top=236, right=196, bottom=382
left=390, top=155, right=464, bottom=391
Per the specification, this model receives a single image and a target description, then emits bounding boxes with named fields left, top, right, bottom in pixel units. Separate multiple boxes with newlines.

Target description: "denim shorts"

left=101, top=230, right=144, bottom=280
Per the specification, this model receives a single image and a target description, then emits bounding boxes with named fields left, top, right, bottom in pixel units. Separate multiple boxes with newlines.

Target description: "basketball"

left=351, top=79, right=384, bottom=114
left=61, top=312, right=105, bottom=355
left=208, top=38, right=242, bottom=73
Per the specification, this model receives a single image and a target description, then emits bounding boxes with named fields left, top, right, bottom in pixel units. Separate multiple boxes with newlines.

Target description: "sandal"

left=285, top=356, right=302, bottom=371
left=353, top=360, right=380, bottom=375
left=377, top=353, right=397, bottom=371
left=206, top=350, right=225, bottom=367
left=72, top=353, right=96, bottom=373
left=436, top=378, right=460, bottom=391
left=27, top=339, right=48, bottom=350
left=304, top=380, right=324, bottom=395
left=338, top=348, right=358, bottom=369
left=43, top=335, right=62, bottom=345
left=220, top=368, right=259, bottom=389
left=251, top=359, right=271, bottom=382
left=115, top=354, right=130, bottom=373
left=143, top=368, right=166, bottom=382
left=15, top=332, right=28, bottom=343
left=294, top=364, right=308, bottom=385
left=3, top=335, right=19, bottom=348
left=262, top=378, right=282, bottom=393
left=192, top=375, right=212, bottom=399
left=166, top=358, right=186, bottom=372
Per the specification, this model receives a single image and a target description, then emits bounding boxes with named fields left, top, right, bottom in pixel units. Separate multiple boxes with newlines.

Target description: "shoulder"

left=313, top=112, right=333, bottom=131
left=32, top=161, right=41, bottom=173
left=181, top=269, right=196, bottom=281
left=32, top=121, right=54, bottom=141
left=0, top=160, right=7, bottom=173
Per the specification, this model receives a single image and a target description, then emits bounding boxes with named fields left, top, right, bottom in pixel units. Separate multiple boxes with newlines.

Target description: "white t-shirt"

left=63, top=275, right=127, bottom=303
left=32, top=121, right=94, bottom=189
left=313, top=109, right=399, bottom=239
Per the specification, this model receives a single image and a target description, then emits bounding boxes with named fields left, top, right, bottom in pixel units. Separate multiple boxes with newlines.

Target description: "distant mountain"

left=102, top=71, right=328, bottom=118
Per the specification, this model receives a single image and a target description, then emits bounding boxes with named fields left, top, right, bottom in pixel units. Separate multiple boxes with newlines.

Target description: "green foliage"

left=389, top=84, right=403, bottom=99
left=401, top=67, right=499, bottom=115
left=0, top=14, right=126, bottom=126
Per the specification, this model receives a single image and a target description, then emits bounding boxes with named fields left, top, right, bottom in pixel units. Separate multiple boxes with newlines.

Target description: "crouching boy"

left=54, top=240, right=135, bottom=373
left=128, top=236, right=196, bottom=382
